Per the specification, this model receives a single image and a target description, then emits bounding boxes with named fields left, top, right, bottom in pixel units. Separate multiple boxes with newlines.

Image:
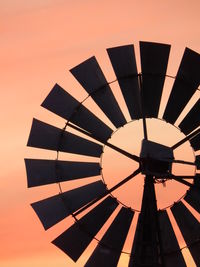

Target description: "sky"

left=1, top=0, right=200, bottom=266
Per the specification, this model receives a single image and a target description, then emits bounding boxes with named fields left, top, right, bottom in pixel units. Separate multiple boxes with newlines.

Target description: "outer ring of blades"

left=53, top=73, right=198, bottom=256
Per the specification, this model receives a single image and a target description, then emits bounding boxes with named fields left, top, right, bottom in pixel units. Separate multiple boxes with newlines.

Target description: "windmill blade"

left=179, top=99, right=200, bottom=135
left=70, top=57, right=126, bottom=128
left=27, top=118, right=103, bottom=157
left=85, top=207, right=134, bottom=267
left=41, top=84, right=113, bottom=141
left=140, top=41, right=171, bottom=118
left=195, top=155, right=200, bottom=170
left=107, top=45, right=141, bottom=119
left=31, top=180, right=106, bottom=230
left=191, top=174, right=200, bottom=187
left=158, top=210, right=186, bottom=267
left=52, top=196, right=118, bottom=262
left=184, top=174, right=200, bottom=213
left=171, top=201, right=200, bottom=266
left=189, top=131, right=200, bottom=151
left=184, top=189, right=200, bottom=214
left=25, top=159, right=101, bottom=188
left=163, top=48, right=200, bottom=124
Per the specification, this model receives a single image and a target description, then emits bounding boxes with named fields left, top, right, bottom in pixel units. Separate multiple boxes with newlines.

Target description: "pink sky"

left=1, top=1, right=200, bottom=266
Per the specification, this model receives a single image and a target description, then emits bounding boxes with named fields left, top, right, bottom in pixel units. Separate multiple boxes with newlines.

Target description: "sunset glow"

left=1, top=1, right=200, bottom=266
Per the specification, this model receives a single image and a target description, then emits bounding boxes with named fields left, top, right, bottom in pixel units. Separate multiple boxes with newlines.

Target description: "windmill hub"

left=140, top=139, right=174, bottom=176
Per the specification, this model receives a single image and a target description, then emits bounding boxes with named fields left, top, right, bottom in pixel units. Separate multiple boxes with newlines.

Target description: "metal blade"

left=41, top=84, right=113, bottom=141
left=25, top=159, right=101, bottom=188
left=195, top=155, right=200, bottom=170
left=70, top=57, right=126, bottom=128
left=184, top=174, right=200, bottom=213
left=163, top=48, right=200, bottom=124
left=158, top=210, right=186, bottom=267
left=31, top=180, right=106, bottom=230
left=184, top=190, right=200, bottom=214
left=189, top=132, right=200, bottom=151
left=187, top=243, right=200, bottom=267
left=179, top=99, right=200, bottom=135
left=107, top=45, right=141, bottom=119
left=140, top=41, right=171, bottom=118
left=27, top=118, right=103, bottom=157
left=85, top=207, right=134, bottom=267
left=171, top=201, right=200, bottom=266
left=52, top=196, right=118, bottom=262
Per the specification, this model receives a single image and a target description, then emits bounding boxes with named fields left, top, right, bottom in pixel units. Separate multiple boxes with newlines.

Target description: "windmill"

left=25, top=41, right=200, bottom=266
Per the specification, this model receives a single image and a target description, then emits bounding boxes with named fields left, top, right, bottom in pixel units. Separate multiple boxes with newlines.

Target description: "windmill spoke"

left=155, top=174, right=196, bottom=180
left=67, top=121, right=140, bottom=163
left=167, top=175, right=196, bottom=179
left=73, top=167, right=141, bottom=216
left=171, top=127, right=200, bottom=150
left=170, top=177, right=196, bottom=188
left=156, top=175, right=200, bottom=189
left=171, top=159, right=196, bottom=166
left=149, top=158, right=196, bottom=166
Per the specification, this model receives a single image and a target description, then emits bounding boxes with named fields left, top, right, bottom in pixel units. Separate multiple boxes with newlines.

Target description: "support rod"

left=129, top=175, right=164, bottom=267
left=67, top=122, right=140, bottom=163
left=74, top=168, right=141, bottom=216
left=171, top=177, right=198, bottom=188
left=172, top=127, right=200, bottom=150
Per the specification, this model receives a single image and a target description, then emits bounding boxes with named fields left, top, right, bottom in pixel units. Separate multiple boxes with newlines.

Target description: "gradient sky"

left=1, top=1, right=200, bottom=266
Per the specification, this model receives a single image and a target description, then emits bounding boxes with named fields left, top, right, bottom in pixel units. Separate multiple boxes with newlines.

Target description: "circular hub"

left=101, top=118, right=195, bottom=210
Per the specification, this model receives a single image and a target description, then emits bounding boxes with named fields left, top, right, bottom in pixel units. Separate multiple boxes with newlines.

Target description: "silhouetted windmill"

left=25, top=42, right=200, bottom=266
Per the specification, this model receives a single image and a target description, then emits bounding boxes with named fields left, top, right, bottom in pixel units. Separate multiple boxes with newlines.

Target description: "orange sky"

left=1, top=1, right=200, bottom=266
